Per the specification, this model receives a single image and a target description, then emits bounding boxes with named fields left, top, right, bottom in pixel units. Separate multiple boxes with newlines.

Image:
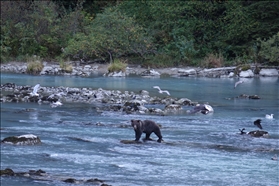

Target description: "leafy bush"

left=258, top=32, right=279, bottom=64
left=65, top=7, right=155, bottom=63
left=107, top=59, right=127, bottom=73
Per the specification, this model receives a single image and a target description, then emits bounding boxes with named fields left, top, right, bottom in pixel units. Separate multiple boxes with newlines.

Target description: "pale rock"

left=259, top=69, right=278, bottom=76
left=239, top=69, right=254, bottom=78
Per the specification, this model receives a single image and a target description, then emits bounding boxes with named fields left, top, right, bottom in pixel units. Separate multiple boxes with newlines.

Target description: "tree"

left=65, top=7, right=154, bottom=62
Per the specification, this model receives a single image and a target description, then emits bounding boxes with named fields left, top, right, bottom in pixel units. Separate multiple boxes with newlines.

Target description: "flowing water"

left=1, top=73, right=279, bottom=186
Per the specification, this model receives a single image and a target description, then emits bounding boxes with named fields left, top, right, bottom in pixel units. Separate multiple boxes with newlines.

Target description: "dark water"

left=1, top=73, right=279, bottom=186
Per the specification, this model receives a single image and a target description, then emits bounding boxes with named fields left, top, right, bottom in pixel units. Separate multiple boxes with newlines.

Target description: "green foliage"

left=107, top=59, right=127, bottom=73
left=258, top=32, right=279, bottom=64
left=1, top=0, right=279, bottom=66
left=118, top=1, right=279, bottom=65
left=26, top=55, right=44, bottom=74
left=0, top=1, right=87, bottom=60
left=65, top=7, right=155, bottom=62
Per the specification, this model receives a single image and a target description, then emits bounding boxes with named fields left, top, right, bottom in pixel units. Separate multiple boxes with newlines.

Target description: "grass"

left=26, top=55, right=44, bottom=75
left=108, top=59, right=127, bottom=73
left=59, top=59, right=73, bottom=73
left=203, top=53, right=224, bottom=68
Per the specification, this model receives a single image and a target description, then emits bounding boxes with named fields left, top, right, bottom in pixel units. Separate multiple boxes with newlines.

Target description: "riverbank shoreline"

left=1, top=61, right=278, bottom=78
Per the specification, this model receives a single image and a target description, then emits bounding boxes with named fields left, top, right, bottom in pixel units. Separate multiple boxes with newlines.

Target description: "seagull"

left=239, top=128, right=247, bottom=135
left=271, top=154, right=278, bottom=161
left=234, top=80, right=244, bottom=89
left=265, top=114, right=274, bottom=119
left=150, top=69, right=160, bottom=76
left=29, top=84, right=40, bottom=96
left=50, top=101, right=63, bottom=108
left=189, top=104, right=214, bottom=115
left=153, top=86, right=170, bottom=96
left=254, top=119, right=263, bottom=129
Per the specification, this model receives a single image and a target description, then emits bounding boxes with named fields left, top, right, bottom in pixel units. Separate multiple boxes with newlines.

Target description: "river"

left=1, top=73, right=278, bottom=186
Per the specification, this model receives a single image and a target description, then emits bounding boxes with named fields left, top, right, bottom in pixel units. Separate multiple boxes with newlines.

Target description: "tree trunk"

left=107, top=50, right=113, bottom=63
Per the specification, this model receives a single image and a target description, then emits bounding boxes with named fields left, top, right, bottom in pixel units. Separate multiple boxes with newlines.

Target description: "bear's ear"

left=137, top=120, right=141, bottom=122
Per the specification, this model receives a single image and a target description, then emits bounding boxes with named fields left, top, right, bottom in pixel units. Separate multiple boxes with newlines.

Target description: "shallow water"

left=1, top=73, right=279, bottom=186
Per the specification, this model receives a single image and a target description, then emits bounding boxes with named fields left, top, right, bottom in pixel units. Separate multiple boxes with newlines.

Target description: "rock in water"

left=1, top=134, right=41, bottom=145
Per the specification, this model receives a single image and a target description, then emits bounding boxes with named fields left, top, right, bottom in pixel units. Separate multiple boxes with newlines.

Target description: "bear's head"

left=131, top=119, right=143, bottom=130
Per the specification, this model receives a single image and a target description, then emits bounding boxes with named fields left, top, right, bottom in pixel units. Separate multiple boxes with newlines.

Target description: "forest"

left=1, top=0, right=279, bottom=68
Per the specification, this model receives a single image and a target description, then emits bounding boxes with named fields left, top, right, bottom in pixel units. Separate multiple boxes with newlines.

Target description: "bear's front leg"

left=135, top=130, right=142, bottom=141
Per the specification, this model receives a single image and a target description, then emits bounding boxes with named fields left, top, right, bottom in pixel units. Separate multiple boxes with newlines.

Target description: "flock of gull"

left=29, top=79, right=276, bottom=160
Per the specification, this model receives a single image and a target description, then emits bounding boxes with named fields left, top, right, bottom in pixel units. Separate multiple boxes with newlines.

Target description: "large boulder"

left=247, top=130, right=269, bottom=137
left=140, top=69, right=160, bottom=77
left=174, top=98, right=193, bottom=106
left=178, top=69, right=197, bottom=76
left=1, top=134, right=41, bottom=145
left=106, top=71, right=126, bottom=77
left=164, top=104, right=182, bottom=112
left=259, top=69, right=279, bottom=76
left=239, top=69, right=254, bottom=78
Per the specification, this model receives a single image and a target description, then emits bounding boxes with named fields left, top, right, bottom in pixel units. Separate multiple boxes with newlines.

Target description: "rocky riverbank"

left=1, top=61, right=275, bottom=115
left=0, top=82, right=261, bottom=116
left=0, top=82, right=197, bottom=115
left=1, top=61, right=278, bottom=78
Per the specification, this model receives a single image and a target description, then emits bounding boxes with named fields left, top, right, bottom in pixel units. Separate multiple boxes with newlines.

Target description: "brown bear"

left=131, top=119, right=163, bottom=143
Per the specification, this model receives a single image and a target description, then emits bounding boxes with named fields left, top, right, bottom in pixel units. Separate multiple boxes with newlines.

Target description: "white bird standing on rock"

left=271, top=154, right=278, bottom=161
left=265, top=114, right=274, bottom=119
left=29, top=84, right=40, bottom=96
left=153, top=86, right=170, bottom=96
left=50, top=101, right=63, bottom=108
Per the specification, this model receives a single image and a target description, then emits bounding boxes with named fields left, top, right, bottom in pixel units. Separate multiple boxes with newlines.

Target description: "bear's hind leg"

left=154, top=131, right=163, bottom=143
left=144, top=133, right=153, bottom=141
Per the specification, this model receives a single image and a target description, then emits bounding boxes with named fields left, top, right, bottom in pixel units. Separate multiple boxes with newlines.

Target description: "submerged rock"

left=1, top=168, right=15, bottom=176
left=1, top=134, right=41, bottom=145
left=236, top=94, right=260, bottom=99
left=247, top=130, right=269, bottom=137
left=0, top=168, right=110, bottom=185
left=239, top=128, right=269, bottom=138
left=120, top=140, right=143, bottom=144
